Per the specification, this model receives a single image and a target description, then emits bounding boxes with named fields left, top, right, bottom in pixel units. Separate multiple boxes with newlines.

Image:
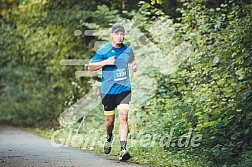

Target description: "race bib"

left=114, top=68, right=127, bottom=81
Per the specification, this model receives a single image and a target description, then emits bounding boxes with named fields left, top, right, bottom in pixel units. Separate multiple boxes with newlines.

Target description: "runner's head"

left=110, top=24, right=125, bottom=48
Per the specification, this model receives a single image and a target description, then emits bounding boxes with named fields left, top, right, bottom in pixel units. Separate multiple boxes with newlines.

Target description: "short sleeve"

left=91, top=52, right=104, bottom=63
left=128, top=47, right=135, bottom=63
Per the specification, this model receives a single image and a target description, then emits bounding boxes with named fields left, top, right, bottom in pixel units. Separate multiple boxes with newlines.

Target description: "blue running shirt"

left=91, top=43, right=135, bottom=94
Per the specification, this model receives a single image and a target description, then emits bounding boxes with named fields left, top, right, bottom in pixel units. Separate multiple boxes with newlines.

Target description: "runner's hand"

left=105, top=56, right=115, bottom=65
left=130, top=61, right=137, bottom=72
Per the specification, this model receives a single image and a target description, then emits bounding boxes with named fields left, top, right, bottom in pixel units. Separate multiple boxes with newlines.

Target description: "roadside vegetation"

left=1, top=0, right=251, bottom=166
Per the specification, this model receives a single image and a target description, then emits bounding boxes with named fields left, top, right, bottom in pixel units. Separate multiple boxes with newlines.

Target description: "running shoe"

left=104, top=134, right=113, bottom=154
left=119, top=149, right=131, bottom=161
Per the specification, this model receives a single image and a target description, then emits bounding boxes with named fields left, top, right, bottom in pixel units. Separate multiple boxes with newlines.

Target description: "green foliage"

left=0, top=0, right=99, bottom=126
left=135, top=0, right=252, bottom=166
left=151, top=0, right=163, bottom=5
left=1, top=0, right=251, bottom=166
left=177, top=1, right=252, bottom=166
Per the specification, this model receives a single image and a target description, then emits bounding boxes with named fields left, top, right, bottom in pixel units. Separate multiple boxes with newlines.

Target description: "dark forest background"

left=1, top=0, right=251, bottom=166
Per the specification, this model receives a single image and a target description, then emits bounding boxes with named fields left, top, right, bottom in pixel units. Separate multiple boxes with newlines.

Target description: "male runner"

left=88, top=24, right=137, bottom=161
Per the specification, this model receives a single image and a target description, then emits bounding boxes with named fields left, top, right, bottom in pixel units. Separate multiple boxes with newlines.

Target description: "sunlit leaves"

left=151, top=0, right=163, bottom=5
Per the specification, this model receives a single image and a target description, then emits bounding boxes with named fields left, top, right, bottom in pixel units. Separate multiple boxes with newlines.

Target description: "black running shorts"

left=100, top=90, right=131, bottom=115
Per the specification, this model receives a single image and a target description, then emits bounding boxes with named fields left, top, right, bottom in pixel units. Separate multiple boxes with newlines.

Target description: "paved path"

left=0, top=124, right=151, bottom=167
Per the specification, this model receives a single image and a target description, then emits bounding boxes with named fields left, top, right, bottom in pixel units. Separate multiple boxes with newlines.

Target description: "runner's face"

left=111, top=32, right=124, bottom=45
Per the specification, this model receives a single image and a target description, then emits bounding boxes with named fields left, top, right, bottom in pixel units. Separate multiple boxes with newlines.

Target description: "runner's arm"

left=88, top=56, right=115, bottom=71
